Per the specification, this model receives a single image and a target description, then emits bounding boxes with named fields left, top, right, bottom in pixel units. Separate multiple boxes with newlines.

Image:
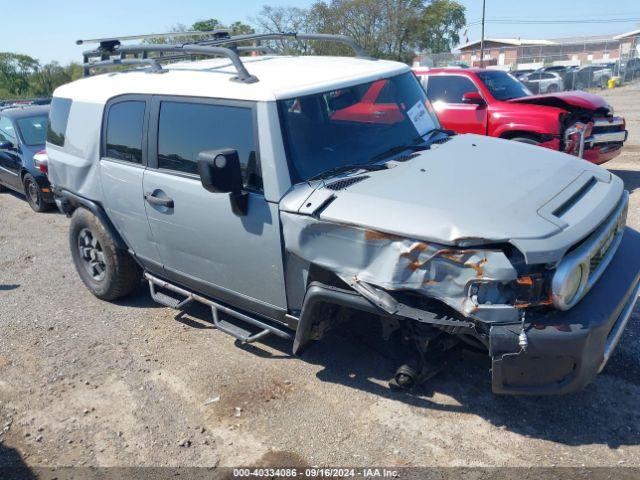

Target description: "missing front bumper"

left=490, top=227, right=640, bottom=395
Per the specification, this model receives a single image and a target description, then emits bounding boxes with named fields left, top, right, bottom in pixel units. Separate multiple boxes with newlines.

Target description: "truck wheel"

left=23, top=173, right=50, bottom=213
left=510, top=136, right=540, bottom=146
left=69, top=208, right=141, bottom=300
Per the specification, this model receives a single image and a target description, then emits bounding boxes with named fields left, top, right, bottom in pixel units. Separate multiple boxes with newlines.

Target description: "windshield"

left=16, top=115, right=48, bottom=146
left=476, top=71, right=532, bottom=101
left=278, top=71, right=440, bottom=183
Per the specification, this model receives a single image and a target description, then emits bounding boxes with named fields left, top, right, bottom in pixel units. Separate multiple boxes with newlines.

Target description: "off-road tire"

left=23, top=173, right=50, bottom=213
left=510, top=136, right=541, bottom=146
left=69, top=207, right=141, bottom=300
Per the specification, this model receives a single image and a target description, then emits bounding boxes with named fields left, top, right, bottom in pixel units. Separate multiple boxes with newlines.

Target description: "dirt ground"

left=1, top=82, right=639, bottom=472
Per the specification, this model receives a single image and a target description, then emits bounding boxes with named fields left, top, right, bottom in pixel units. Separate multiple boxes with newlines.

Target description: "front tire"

left=510, top=136, right=541, bottom=146
left=23, top=173, right=50, bottom=212
left=69, top=208, right=141, bottom=300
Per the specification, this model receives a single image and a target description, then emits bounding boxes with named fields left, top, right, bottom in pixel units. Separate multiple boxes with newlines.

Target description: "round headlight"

left=552, top=263, right=587, bottom=310
left=564, top=265, right=584, bottom=304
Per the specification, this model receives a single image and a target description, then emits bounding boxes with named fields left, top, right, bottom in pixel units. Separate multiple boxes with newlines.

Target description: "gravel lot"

left=1, top=82, right=639, bottom=471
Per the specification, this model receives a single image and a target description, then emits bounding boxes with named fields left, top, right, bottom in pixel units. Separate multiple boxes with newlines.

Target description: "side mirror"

left=0, top=140, right=14, bottom=150
left=197, top=149, right=248, bottom=216
left=462, top=91, right=485, bottom=106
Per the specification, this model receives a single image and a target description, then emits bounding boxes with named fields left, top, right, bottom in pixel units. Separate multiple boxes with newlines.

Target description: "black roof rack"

left=79, top=31, right=370, bottom=83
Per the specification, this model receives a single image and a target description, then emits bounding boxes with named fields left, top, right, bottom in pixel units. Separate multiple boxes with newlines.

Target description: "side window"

left=541, top=73, right=555, bottom=80
left=157, top=101, right=261, bottom=190
left=426, top=76, right=479, bottom=104
left=0, top=117, right=17, bottom=143
left=47, top=97, right=72, bottom=147
left=104, top=101, right=145, bottom=164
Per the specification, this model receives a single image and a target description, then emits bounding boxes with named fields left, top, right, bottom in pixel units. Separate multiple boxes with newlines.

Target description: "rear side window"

left=47, top=97, right=72, bottom=147
left=157, top=101, right=261, bottom=190
left=105, top=101, right=145, bottom=163
left=17, top=115, right=48, bottom=146
left=426, top=76, right=478, bottom=104
left=0, top=117, right=17, bottom=143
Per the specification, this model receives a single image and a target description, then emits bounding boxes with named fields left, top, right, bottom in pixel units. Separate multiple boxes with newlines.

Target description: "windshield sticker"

left=407, top=101, right=432, bottom=136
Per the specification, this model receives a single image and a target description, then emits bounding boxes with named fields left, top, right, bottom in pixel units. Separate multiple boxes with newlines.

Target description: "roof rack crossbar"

left=76, top=29, right=231, bottom=45
left=118, top=45, right=257, bottom=82
left=83, top=58, right=164, bottom=76
left=196, top=32, right=369, bottom=58
left=79, top=31, right=369, bottom=81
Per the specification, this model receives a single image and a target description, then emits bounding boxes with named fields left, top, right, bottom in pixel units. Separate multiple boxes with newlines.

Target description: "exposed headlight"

left=552, top=262, right=588, bottom=310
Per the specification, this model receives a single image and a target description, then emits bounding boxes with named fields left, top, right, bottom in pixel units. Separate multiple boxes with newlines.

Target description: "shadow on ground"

left=610, top=169, right=640, bottom=193
left=0, top=442, right=35, bottom=480
left=176, top=293, right=640, bottom=449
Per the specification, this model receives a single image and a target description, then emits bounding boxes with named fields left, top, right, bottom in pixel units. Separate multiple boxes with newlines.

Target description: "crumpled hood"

left=507, top=90, right=610, bottom=111
left=281, top=134, right=622, bottom=261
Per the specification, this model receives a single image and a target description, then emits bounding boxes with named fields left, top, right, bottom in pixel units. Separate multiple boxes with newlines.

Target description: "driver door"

left=0, top=116, right=21, bottom=189
left=142, top=96, right=287, bottom=319
left=422, top=74, right=488, bottom=135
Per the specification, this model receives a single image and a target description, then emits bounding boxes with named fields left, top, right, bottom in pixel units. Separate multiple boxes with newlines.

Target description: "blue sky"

left=2, top=0, right=640, bottom=64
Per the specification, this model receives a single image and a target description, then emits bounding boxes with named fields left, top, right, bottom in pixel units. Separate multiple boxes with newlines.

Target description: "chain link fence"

left=416, top=35, right=640, bottom=92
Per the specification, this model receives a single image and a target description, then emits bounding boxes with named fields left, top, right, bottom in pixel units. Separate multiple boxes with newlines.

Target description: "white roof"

left=457, top=38, right=556, bottom=50
left=54, top=55, right=409, bottom=103
left=614, top=29, right=640, bottom=40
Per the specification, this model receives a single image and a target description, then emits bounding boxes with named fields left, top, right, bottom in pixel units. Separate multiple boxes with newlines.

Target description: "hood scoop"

left=324, top=175, right=370, bottom=191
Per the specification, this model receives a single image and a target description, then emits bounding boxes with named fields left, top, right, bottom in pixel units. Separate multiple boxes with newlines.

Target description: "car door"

left=423, top=74, right=488, bottom=135
left=143, top=96, right=287, bottom=318
left=99, top=95, right=163, bottom=268
left=524, top=72, right=542, bottom=93
left=0, top=116, right=22, bottom=189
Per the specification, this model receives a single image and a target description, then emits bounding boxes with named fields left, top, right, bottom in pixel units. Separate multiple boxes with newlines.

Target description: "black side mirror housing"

left=197, top=149, right=248, bottom=216
left=0, top=140, right=14, bottom=150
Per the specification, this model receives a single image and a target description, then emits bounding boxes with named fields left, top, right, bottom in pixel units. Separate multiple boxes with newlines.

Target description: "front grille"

left=552, top=193, right=629, bottom=310
left=593, top=124, right=623, bottom=134
left=586, top=202, right=627, bottom=283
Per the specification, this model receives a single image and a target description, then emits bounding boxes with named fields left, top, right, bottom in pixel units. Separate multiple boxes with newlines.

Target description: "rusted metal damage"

left=281, top=213, right=520, bottom=324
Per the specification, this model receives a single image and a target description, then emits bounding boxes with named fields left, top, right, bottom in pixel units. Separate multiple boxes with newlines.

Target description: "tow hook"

left=518, top=311, right=529, bottom=352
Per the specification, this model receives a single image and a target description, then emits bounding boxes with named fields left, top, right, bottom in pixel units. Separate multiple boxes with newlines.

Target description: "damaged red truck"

left=413, top=68, right=628, bottom=164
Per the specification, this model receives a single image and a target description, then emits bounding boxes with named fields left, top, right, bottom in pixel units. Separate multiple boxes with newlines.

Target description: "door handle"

left=144, top=192, right=174, bottom=208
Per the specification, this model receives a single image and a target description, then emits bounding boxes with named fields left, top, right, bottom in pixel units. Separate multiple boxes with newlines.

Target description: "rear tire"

left=69, top=208, right=141, bottom=300
left=547, top=84, right=559, bottom=93
left=23, top=173, right=50, bottom=213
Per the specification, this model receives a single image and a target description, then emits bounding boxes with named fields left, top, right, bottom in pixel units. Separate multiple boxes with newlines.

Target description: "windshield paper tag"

left=407, top=101, right=432, bottom=136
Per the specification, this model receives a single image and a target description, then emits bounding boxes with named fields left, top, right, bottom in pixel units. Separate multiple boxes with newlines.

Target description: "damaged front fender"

left=282, top=212, right=520, bottom=324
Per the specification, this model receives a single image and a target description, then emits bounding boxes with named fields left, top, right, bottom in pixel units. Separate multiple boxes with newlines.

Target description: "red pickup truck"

left=412, top=68, right=628, bottom=164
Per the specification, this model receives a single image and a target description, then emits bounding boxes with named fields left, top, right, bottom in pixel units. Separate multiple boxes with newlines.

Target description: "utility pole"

left=479, top=0, right=486, bottom=68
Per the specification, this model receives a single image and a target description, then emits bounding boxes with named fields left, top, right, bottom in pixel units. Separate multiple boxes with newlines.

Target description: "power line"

left=464, top=17, right=640, bottom=27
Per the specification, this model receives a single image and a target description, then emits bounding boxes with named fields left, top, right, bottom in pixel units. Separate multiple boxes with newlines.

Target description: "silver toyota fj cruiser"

left=47, top=31, right=640, bottom=394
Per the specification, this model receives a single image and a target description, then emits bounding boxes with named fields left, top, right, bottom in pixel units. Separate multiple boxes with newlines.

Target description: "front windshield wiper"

left=370, top=129, right=454, bottom=163
left=308, top=163, right=388, bottom=182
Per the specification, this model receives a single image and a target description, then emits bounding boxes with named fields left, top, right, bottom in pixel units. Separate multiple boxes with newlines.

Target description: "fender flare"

left=293, top=282, right=381, bottom=355
left=57, top=189, right=128, bottom=250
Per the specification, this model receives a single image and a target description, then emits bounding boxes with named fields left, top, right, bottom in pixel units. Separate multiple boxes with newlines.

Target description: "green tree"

left=192, top=18, right=254, bottom=35
left=30, top=62, right=72, bottom=97
left=419, top=0, right=466, bottom=53
left=256, top=0, right=465, bottom=62
left=0, top=53, right=39, bottom=96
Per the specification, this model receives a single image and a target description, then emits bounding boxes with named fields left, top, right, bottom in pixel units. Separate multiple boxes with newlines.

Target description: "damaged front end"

left=282, top=212, right=556, bottom=388
left=282, top=212, right=546, bottom=323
